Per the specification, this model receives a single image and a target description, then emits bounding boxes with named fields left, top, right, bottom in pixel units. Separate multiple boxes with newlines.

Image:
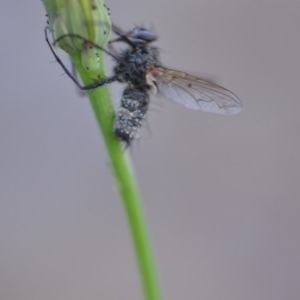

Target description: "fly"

left=45, top=24, right=242, bottom=145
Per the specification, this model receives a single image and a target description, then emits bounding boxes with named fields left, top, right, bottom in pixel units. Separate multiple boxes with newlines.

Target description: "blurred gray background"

left=1, top=1, right=300, bottom=299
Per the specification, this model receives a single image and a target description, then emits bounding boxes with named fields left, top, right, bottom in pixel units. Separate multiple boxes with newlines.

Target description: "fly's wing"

left=153, top=67, right=242, bottom=115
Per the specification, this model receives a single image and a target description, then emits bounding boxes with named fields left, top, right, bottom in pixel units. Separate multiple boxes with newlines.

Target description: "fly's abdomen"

left=114, top=86, right=149, bottom=144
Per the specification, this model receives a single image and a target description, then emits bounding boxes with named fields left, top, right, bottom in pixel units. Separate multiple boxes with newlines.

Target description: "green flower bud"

left=42, top=0, right=111, bottom=79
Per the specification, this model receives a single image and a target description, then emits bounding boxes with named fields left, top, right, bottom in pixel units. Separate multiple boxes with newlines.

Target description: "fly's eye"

left=129, top=27, right=157, bottom=43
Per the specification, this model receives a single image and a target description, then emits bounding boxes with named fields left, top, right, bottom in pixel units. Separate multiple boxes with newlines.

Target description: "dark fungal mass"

left=114, top=87, right=150, bottom=144
left=111, top=30, right=160, bottom=144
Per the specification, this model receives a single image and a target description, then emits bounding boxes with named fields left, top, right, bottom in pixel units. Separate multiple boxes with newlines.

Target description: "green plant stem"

left=74, top=59, right=162, bottom=300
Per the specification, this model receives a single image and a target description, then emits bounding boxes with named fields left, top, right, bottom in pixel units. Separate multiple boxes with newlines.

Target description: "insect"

left=45, top=24, right=242, bottom=145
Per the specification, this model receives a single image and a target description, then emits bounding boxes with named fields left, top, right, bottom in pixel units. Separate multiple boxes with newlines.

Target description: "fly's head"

left=126, top=27, right=157, bottom=45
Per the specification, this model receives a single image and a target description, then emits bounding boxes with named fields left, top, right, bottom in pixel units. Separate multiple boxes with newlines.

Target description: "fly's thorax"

left=114, top=46, right=160, bottom=85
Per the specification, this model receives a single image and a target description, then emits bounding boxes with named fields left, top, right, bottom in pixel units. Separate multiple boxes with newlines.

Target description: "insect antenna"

left=110, top=24, right=136, bottom=47
left=44, top=27, right=118, bottom=90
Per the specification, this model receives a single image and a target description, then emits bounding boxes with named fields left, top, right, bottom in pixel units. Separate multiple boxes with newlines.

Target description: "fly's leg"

left=44, top=27, right=118, bottom=90
left=71, top=62, right=86, bottom=96
left=107, top=40, right=120, bottom=58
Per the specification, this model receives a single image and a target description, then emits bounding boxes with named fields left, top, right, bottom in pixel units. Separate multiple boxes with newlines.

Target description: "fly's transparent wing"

left=153, top=67, right=242, bottom=115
